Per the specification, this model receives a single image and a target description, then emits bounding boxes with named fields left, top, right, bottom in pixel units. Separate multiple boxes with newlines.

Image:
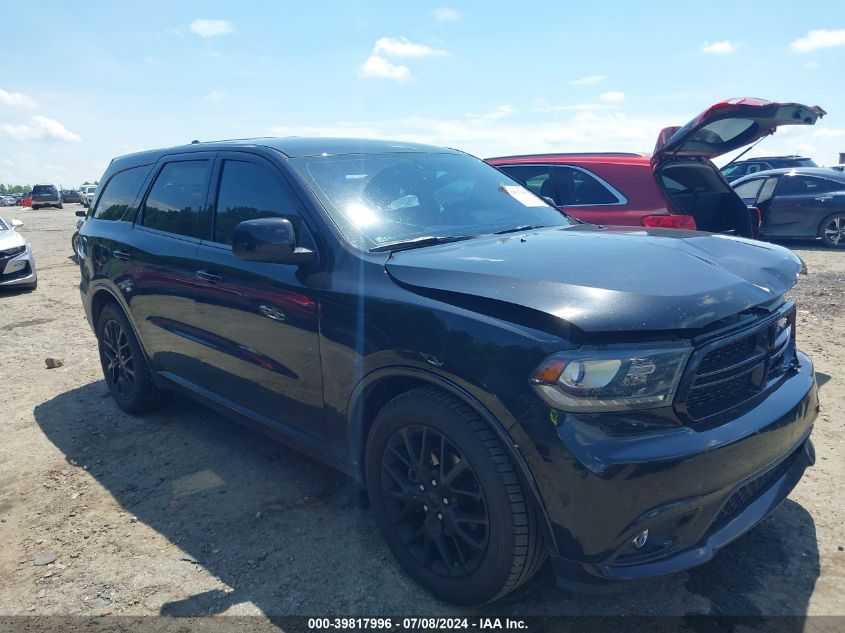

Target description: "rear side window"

left=499, top=165, right=620, bottom=206
left=140, top=161, right=211, bottom=237
left=733, top=178, right=764, bottom=201
left=212, top=160, right=304, bottom=245
left=777, top=175, right=836, bottom=196
left=93, top=166, right=150, bottom=221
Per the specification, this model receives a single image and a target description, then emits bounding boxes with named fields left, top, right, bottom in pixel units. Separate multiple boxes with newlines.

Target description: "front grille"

left=680, top=306, right=796, bottom=421
left=711, top=448, right=799, bottom=533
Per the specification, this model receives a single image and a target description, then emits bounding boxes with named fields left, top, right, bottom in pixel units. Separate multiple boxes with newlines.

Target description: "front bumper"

left=514, top=350, right=818, bottom=585
left=0, top=247, right=37, bottom=288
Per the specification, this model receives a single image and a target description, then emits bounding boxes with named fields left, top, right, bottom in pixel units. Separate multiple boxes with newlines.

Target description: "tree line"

left=0, top=181, right=98, bottom=194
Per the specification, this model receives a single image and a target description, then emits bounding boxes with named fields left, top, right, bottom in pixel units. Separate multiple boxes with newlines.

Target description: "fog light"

left=632, top=529, right=649, bottom=549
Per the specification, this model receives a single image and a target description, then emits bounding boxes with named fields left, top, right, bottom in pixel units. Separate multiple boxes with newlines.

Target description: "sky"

left=1, top=0, right=844, bottom=187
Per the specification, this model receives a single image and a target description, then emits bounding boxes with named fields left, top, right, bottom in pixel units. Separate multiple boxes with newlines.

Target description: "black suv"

left=78, top=138, right=818, bottom=604
left=721, top=156, right=817, bottom=182
left=31, top=184, right=63, bottom=209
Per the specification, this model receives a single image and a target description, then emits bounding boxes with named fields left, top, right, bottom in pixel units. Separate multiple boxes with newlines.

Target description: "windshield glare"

left=291, top=152, right=572, bottom=249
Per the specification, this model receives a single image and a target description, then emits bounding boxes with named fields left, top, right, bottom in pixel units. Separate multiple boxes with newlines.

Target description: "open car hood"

left=652, top=98, right=825, bottom=165
left=385, top=226, right=803, bottom=333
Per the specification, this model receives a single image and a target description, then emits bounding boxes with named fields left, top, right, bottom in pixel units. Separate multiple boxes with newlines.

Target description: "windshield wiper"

left=369, top=234, right=475, bottom=253
left=493, top=225, right=546, bottom=235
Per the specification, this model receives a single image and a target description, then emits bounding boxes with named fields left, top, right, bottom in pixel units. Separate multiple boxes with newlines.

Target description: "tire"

left=96, top=303, right=168, bottom=414
left=31, top=205, right=40, bottom=210
left=57, top=203, right=63, bottom=209
left=71, top=232, right=80, bottom=259
left=26, top=277, right=37, bottom=291
left=365, top=387, right=546, bottom=604
left=820, top=213, right=845, bottom=248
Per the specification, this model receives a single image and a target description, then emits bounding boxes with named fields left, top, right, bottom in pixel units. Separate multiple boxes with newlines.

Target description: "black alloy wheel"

left=96, top=303, right=168, bottom=413
left=380, top=424, right=490, bottom=578
left=366, top=387, right=546, bottom=604
left=102, top=318, right=135, bottom=401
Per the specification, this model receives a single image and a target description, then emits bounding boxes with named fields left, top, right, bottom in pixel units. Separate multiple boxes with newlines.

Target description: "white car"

left=80, top=184, right=98, bottom=208
left=0, top=216, right=37, bottom=290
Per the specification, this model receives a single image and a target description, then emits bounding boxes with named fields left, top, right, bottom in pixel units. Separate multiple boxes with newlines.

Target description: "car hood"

left=385, top=226, right=803, bottom=333
left=0, top=229, right=26, bottom=251
left=652, top=98, right=825, bottom=165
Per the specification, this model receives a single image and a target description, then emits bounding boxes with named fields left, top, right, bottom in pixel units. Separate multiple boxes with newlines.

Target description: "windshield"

left=0, top=218, right=8, bottom=231
left=290, top=152, right=572, bottom=249
left=33, top=185, right=56, bottom=195
left=83, top=186, right=97, bottom=193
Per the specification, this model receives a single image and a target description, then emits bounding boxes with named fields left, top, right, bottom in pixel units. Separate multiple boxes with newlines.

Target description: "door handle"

left=814, top=196, right=832, bottom=202
left=112, top=249, right=132, bottom=260
left=196, top=270, right=223, bottom=284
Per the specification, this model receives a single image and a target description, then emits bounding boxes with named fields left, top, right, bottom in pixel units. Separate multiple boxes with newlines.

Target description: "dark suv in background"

left=722, top=156, right=817, bottom=182
left=78, top=138, right=818, bottom=604
left=31, top=184, right=63, bottom=209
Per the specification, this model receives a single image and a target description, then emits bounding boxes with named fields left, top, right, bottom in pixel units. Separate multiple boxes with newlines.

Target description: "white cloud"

left=189, top=19, right=235, bottom=38
left=373, top=37, right=447, bottom=58
left=433, top=8, right=461, bottom=22
left=0, top=88, right=38, bottom=109
left=599, top=91, right=625, bottom=103
left=466, top=105, right=515, bottom=123
left=202, top=90, right=226, bottom=101
left=1, top=115, right=81, bottom=142
left=700, top=40, right=736, bottom=54
left=813, top=127, right=845, bottom=139
left=790, top=29, right=845, bottom=52
left=360, top=37, right=447, bottom=81
left=266, top=110, right=670, bottom=159
left=360, top=55, right=411, bottom=81
left=567, top=74, right=607, bottom=86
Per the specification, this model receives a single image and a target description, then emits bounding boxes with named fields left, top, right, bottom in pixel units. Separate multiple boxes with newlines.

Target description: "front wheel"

left=96, top=303, right=168, bottom=413
left=365, top=387, right=546, bottom=604
left=820, top=213, right=845, bottom=248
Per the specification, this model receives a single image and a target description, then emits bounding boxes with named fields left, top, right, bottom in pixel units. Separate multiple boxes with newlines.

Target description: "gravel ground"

left=0, top=205, right=843, bottom=625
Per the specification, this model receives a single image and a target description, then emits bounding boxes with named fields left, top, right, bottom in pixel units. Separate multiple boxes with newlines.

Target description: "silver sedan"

left=0, top=216, right=37, bottom=290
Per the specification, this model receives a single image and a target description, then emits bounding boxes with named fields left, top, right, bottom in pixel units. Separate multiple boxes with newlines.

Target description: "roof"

left=486, top=152, right=650, bottom=165
left=733, top=167, right=845, bottom=184
left=111, top=137, right=461, bottom=166
left=732, top=155, right=812, bottom=163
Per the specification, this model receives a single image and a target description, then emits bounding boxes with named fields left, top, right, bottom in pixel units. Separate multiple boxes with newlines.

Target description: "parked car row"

left=75, top=96, right=821, bottom=604
left=490, top=99, right=843, bottom=248
left=0, top=215, right=37, bottom=290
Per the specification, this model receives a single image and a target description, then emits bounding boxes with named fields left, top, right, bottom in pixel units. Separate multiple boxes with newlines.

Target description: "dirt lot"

left=1, top=205, right=843, bottom=624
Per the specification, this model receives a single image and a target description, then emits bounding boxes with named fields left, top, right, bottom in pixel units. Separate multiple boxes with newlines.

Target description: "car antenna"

left=722, top=135, right=770, bottom=169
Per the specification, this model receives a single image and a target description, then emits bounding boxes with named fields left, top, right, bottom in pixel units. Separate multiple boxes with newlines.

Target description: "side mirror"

left=232, top=217, right=315, bottom=265
left=75, top=210, right=86, bottom=217
left=11, top=219, right=23, bottom=230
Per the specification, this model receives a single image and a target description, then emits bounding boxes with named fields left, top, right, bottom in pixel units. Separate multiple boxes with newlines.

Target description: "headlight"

left=1, top=245, right=26, bottom=257
left=530, top=342, right=692, bottom=412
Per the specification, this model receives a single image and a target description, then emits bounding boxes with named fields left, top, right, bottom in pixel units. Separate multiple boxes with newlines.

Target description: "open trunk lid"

left=652, top=98, right=825, bottom=165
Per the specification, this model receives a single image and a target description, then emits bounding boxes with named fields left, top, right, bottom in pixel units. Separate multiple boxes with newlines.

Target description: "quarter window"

left=93, top=166, right=150, bottom=221
left=212, top=160, right=304, bottom=245
left=140, top=161, right=211, bottom=237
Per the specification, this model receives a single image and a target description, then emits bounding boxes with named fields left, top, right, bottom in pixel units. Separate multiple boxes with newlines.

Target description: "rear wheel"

left=31, top=204, right=40, bottom=210
left=820, top=213, right=845, bottom=248
left=365, top=387, right=546, bottom=604
left=96, top=303, right=168, bottom=413
left=71, top=232, right=80, bottom=259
